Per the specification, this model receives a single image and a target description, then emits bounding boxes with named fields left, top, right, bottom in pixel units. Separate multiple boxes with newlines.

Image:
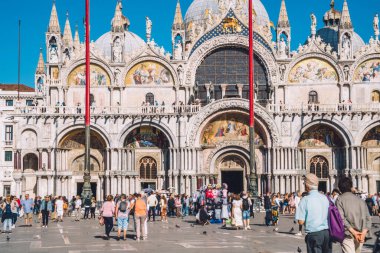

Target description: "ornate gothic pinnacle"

left=48, top=1, right=60, bottom=33
left=277, top=0, right=290, bottom=28
left=36, top=48, right=45, bottom=74
left=63, top=11, right=73, bottom=47
left=173, top=0, right=184, bottom=30
left=340, top=0, right=353, bottom=29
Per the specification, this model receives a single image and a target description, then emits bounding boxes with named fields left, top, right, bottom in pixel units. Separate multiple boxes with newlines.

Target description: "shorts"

left=24, top=213, right=33, bottom=219
left=117, top=217, right=129, bottom=230
left=57, top=210, right=64, bottom=217
left=242, top=210, right=250, bottom=220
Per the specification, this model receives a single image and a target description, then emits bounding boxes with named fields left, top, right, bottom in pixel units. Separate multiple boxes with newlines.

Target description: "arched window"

left=308, top=91, right=318, bottom=103
left=310, top=156, right=328, bottom=179
left=195, top=47, right=269, bottom=105
left=372, top=90, right=380, bottom=103
left=139, top=157, right=157, bottom=179
left=145, top=93, right=154, bottom=105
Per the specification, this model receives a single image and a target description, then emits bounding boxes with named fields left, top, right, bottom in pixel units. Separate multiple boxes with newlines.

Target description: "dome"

left=315, top=27, right=365, bottom=53
left=184, top=0, right=270, bottom=27
left=184, top=0, right=219, bottom=25
left=95, top=31, right=145, bottom=60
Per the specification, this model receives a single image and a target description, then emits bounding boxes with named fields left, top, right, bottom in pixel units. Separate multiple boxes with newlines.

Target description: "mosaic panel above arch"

left=288, top=58, right=338, bottom=84
left=200, top=113, right=264, bottom=147
left=59, top=129, right=106, bottom=149
left=354, top=59, right=380, bottom=82
left=125, top=61, right=174, bottom=86
left=125, top=126, right=170, bottom=149
left=362, top=126, right=380, bottom=147
left=298, top=125, right=344, bottom=148
left=67, top=64, right=110, bottom=87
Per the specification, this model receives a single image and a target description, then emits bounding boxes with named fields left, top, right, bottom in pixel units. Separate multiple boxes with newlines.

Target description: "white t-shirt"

left=75, top=199, right=82, bottom=209
left=294, top=196, right=301, bottom=208
left=56, top=199, right=64, bottom=211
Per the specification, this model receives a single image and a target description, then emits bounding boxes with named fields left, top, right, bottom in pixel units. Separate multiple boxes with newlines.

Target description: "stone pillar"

left=220, top=84, right=227, bottom=98
left=358, top=176, right=363, bottom=192
left=274, top=175, right=279, bottom=193
left=237, top=84, right=244, bottom=98
left=257, top=175, right=262, bottom=196
left=130, top=177, right=135, bottom=194
left=368, top=175, right=374, bottom=194
left=267, top=175, right=272, bottom=193
left=14, top=151, right=18, bottom=170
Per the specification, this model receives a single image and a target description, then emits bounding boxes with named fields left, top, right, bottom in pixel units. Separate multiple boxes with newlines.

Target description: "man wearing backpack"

left=296, top=173, right=331, bottom=253
left=115, top=194, right=130, bottom=241
left=1, top=195, right=13, bottom=233
left=241, top=192, right=252, bottom=230
left=336, top=177, right=371, bottom=253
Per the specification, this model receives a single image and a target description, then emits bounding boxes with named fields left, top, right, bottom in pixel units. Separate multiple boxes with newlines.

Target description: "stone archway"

left=22, top=153, right=38, bottom=197
left=309, top=156, right=329, bottom=193
left=139, top=157, right=158, bottom=190
left=218, top=154, right=247, bottom=194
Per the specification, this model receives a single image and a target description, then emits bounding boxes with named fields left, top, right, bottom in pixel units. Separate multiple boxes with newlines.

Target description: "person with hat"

left=295, top=173, right=331, bottom=253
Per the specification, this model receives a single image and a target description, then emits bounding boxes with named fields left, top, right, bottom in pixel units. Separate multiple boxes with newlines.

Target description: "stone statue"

left=278, top=38, right=287, bottom=58
left=49, top=44, right=59, bottom=63
left=187, top=21, right=195, bottom=41
left=342, top=34, right=351, bottom=59
left=177, top=65, right=184, bottom=85
left=146, top=16, right=152, bottom=42
left=343, top=65, right=350, bottom=81
left=374, top=14, right=379, bottom=39
left=174, top=40, right=183, bottom=60
left=310, top=13, right=317, bottom=36
left=279, top=64, right=286, bottom=81
left=114, top=70, right=121, bottom=86
left=113, top=37, right=123, bottom=62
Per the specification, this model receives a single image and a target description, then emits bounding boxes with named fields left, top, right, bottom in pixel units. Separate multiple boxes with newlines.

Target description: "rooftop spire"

left=63, top=11, right=73, bottom=47
left=340, top=0, right=352, bottom=29
left=112, top=0, right=129, bottom=32
left=173, top=0, right=184, bottom=30
left=277, top=0, right=290, bottom=28
left=330, top=0, right=335, bottom=9
left=74, top=24, right=80, bottom=47
left=48, top=0, right=60, bottom=33
left=36, top=48, right=45, bottom=74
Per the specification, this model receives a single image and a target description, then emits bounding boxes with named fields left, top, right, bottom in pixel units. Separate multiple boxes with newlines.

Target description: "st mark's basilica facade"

left=1, top=0, right=380, bottom=200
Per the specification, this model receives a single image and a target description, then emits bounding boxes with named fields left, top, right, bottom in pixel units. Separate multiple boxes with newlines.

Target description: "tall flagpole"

left=248, top=0, right=258, bottom=199
left=82, top=0, right=93, bottom=199
left=18, top=19, right=21, bottom=101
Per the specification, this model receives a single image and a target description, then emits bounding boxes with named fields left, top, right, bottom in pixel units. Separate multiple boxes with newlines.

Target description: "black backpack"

left=119, top=201, right=127, bottom=213
left=242, top=198, right=250, bottom=211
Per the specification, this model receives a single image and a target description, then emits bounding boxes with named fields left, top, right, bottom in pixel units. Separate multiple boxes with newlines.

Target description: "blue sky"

left=0, top=0, right=379, bottom=87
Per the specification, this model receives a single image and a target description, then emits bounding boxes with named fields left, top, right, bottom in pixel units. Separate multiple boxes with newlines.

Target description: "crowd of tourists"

left=0, top=175, right=376, bottom=252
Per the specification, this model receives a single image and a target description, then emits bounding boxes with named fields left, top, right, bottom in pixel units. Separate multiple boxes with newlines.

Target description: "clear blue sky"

left=0, top=0, right=379, bottom=87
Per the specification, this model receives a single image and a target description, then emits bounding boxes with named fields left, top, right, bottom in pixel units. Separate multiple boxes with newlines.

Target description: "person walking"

left=147, top=192, right=158, bottom=222
left=55, top=196, right=64, bottom=222
left=21, top=194, right=34, bottom=227
left=90, top=197, right=96, bottom=219
left=264, top=192, right=272, bottom=226
left=1, top=195, right=14, bottom=233
left=83, top=195, right=91, bottom=219
left=160, top=195, right=168, bottom=222
left=241, top=192, right=252, bottom=230
left=294, top=191, right=303, bottom=236
left=232, top=194, right=243, bottom=229
left=100, top=195, right=115, bottom=240
left=74, top=195, right=82, bottom=221
left=11, top=196, right=19, bottom=229
left=134, top=193, right=147, bottom=241
left=336, top=177, right=372, bottom=253
left=115, top=194, right=130, bottom=241
left=296, top=174, right=331, bottom=253
left=40, top=196, right=52, bottom=228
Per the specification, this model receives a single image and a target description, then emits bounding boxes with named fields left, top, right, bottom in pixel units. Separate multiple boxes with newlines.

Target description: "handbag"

left=98, top=216, right=104, bottom=226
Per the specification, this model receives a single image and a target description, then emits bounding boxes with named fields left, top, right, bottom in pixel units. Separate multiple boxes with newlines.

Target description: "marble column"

left=358, top=176, right=362, bottom=192
left=274, top=175, right=279, bottom=193
left=267, top=175, right=272, bottom=193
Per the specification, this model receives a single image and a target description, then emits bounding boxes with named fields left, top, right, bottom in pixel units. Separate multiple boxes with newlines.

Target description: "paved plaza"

left=1, top=213, right=378, bottom=253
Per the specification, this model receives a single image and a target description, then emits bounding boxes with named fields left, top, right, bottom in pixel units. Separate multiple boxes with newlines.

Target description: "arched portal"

left=218, top=155, right=247, bottom=194
left=195, top=47, right=269, bottom=105
left=58, top=129, right=107, bottom=200
left=124, top=126, right=171, bottom=191
left=22, top=153, right=38, bottom=197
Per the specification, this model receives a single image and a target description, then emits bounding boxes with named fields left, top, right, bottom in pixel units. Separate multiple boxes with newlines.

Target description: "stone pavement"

left=0, top=213, right=378, bottom=253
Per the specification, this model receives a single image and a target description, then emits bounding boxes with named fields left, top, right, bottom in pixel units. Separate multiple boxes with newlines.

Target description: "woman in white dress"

left=232, top=194, right=243, bottom=229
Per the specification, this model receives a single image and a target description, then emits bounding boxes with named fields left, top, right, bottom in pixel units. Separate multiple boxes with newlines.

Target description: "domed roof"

left=184, top=0, right=219, bottom=25
left=316, top=27, right=364, bottom=53
left=184, top=0, right=270, bottom=27
left=95, top=31, right=145, bottom=60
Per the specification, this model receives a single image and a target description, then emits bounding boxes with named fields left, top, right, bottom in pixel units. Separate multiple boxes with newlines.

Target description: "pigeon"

left=289, top=227, right=294, bottom=233
left=203, top=231, right=207, bottom=235
left=190, top=224, right=194, bottom=227
left=297, top=246, right=302, bottom=253
left=175, top=224, right=180, bottom=228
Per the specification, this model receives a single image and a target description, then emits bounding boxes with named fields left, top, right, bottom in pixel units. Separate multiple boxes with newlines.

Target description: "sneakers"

left=295, top=232, right=302, bottom=236
left=11, top=225, right=15, bottom=229
left=247, top=226, right=252, bottom=230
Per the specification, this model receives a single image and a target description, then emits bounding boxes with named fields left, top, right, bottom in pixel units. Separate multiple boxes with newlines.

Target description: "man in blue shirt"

left=295, top=174, right=331, bottom=253
left=21, top=194, right=34, bottom=226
